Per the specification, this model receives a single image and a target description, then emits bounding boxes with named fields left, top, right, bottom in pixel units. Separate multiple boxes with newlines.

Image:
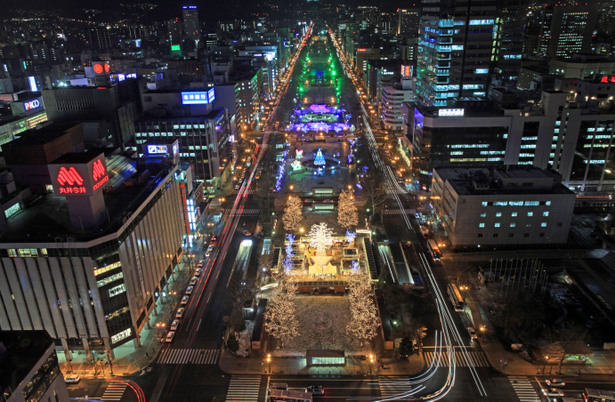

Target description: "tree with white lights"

left=283, top=195, right=303, bottom=233
left=282, top=234, right=296, bottom=274
left=337, top=189, right=358, bottom=229
left=346, top=272, right=379, bottom=346
left=264, top=274, right=299, bottom=348
left=308, top=223, right=334, bottom=255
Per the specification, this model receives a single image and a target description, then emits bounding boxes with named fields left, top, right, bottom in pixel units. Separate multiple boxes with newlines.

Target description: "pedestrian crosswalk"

left=158, top=348, right=220, bottom=365
left=379, top=377, right=412, bottom=398
left=508, top=376, right=540, bottom=402
left=231, top=208, right=260, bottom=216
left=226, top=375, right=261, bottom=402
left=100, top=382, right=126, bottom=401
left=423, top=350, right=489, bottom=367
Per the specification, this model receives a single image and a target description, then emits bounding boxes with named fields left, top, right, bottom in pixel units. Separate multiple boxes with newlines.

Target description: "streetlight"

left=266, top=353, right=272, bottom=373
left=369, top=353, right=375, bottom=375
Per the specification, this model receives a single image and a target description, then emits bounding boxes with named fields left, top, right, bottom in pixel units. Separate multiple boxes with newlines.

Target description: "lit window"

left=510, top=223, right=516, bottom=227
left=481, top=201, right=488, bottom=207
left=496, top=212, right=502, bottom=217
left=541, top=222, right=547, bottom=227
left=527, top=212, right=533, bottom=217
left=480, top=212, right=486, bottom=217
left=479, top=223, right=485, bottom=228
left=543, top=211, right=549, bottom=217
left=511, top=212, right=518, bottom=217
left=494, top=222, right=501, bottom=228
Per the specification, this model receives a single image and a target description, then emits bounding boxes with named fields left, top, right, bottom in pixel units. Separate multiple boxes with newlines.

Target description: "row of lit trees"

left=282, top=188, right=358, bottom=233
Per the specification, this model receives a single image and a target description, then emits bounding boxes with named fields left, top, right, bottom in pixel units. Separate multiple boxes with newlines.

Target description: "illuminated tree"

left=283, top=195, right=303, bottom=233
left=308, top=223, right=334, bottom=255
left=346, top=273, right=379, bottom=346
left=264, top=275, right=299, bottom=348
left=337, top=189, right=358, bottom=229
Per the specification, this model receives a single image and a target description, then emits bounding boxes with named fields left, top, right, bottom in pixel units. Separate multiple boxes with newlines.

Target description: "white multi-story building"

left=381, top=78, right=415, bottom=131
left=0, top=152, right=186, bottom=361
left=432, top=166, right=576, bottom=249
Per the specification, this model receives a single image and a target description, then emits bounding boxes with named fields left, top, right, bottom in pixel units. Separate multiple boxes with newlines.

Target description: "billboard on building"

left=48, top=153, right=109, bottom=196
left=181, top=88, right=215, bottom=105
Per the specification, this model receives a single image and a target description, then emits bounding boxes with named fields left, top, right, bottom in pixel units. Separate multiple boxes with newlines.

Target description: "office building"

left=404, top=89, right=615, bottom=194
left=538, top=2, right=597, bottom=59
left=41, top=80, right=141, bottom=149
left=0, top=148, right=187, bottom=361
left=0, top=330, right=70, bottom=402
left=182, top=5, right=200, bottom=42
left=492, top=1, right=527, bottom=88
left=397, top=8, right=421, bottom=37
left=431, top=166, right=576, bottom=249
left=381, top=75, right=415, bottom=131
left=417, top=0, right=498, bottom=107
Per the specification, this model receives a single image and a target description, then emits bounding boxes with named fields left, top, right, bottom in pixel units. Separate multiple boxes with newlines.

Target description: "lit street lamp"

left=266, top=353, right=272, bottom=373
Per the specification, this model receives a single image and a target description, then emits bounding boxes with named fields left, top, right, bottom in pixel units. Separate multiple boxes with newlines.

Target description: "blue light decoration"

left=181, top=88, right=215, bottom=105
left=351, top=260, right=360, bottom=274
left=274, top=150, right=288, bottom=191
left=283, top=233, right=295, bottom=274
left=346, top=229, right=356, bottom=244
left=291, top=160, right=302, bottom=171
left=314, top=148, right=325, bottom=166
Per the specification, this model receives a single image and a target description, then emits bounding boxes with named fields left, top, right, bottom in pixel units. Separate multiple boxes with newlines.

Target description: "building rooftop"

left=0, top=330, right=54, bottom=398
left=435, top=166, right=574, bottom=196
left=0, top=157, right=176, bottom=245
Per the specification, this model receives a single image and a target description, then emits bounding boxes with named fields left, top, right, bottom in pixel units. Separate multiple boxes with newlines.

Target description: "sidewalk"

left=58, top=250, right=202, bottom=379
left=218, top=349, right=425, bottom=377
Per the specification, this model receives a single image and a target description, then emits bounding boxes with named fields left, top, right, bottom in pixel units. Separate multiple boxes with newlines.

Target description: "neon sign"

left=401, top=65, right=412, bottom=78
left=92, top=158, right=106, bottom=181
left=600, top=76, right=615, bottom=83
left=147, top=145, right=168, bottom=154
left=57, top=167, right=84, bottom=186
left=181, top=88, right=215, bottom=105
left=24, top=99, right=41, bottom=111
left=93, top=64, right=104, bottom=74
left=438, top=108, right=465, bottom=117
left=49, top=154, right=108, bottom=197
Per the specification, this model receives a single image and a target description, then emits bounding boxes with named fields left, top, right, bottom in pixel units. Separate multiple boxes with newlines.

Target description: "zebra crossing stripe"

left=379, top=377, right=411, bottom=397
left=423, top=350, right=489, bottom=367
left=158, top=348, right=221, bottom=365
left=508, top=376, right=540, bottom=402
left=226, top=375, right=261, bottom=402
left=101, top=383, right=127, bottom=401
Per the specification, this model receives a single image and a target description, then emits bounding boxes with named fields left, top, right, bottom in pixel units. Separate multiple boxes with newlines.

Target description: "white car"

left=194, top=268, right=202, bottom=276
left=180, top=295, right=189, bottom=305
left=64, top=375, right=80, bottom=384
left=175, top=308, right=185, bottom=318
left=165, top=331, right=176, bottom=343
left=185, top=286, right=193, bottom=295
left=543, top=388, right=564, bottom=398
left=467, top=327, right=478, bottom=340
left=189, top=277, right=198, bottom=285
left=170, top=319, right=180, bottom=331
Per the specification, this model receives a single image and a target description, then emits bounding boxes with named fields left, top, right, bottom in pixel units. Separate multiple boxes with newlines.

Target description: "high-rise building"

left=167, top=18, right=183, bottom=45
left=538, top=2, right=598, bottom=59
left=417, top=0, right=497, bottom=107
left=182, top=5, right=200, bottom=42
left=88, top=26, right=113, bottom=51
left=492, top=0, right=527, bottom=88
left=397, top=7, right=421, bottom=37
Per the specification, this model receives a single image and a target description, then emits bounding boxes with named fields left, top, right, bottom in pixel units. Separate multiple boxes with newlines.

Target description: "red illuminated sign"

left=356, top=48, right=366, bottom=52
left=104, top=63, right=110, bottom=73
left=57, top=167, right=84, bottom=186
left=92, top=159, right=106, bottom=181
left=93, top=64, right=104, bottom=74
left=600, top=76, right=615, bottom=83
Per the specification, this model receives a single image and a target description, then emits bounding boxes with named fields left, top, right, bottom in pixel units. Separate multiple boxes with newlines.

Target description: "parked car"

left=543, top=388, right=564, bottom=398
left=64, top=376, right=80, bottom=384
left=170, top=319, right=180, bottom=331
left=307, top=385, right=325, bottom=395
left=545, top=379, right=565, bottom=387
left=185, top=286, right=194, bottom=295
left=180, top=296, right=189, bottom=305
left=189, top=277, right=198, bottom=286
left=194, top=268, right=202, bottom=276
left=165, top=331, right=176, bottom=343
left=175, top=308, right=185, bottom=318
left=467, top=327, right=478, bottom=340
